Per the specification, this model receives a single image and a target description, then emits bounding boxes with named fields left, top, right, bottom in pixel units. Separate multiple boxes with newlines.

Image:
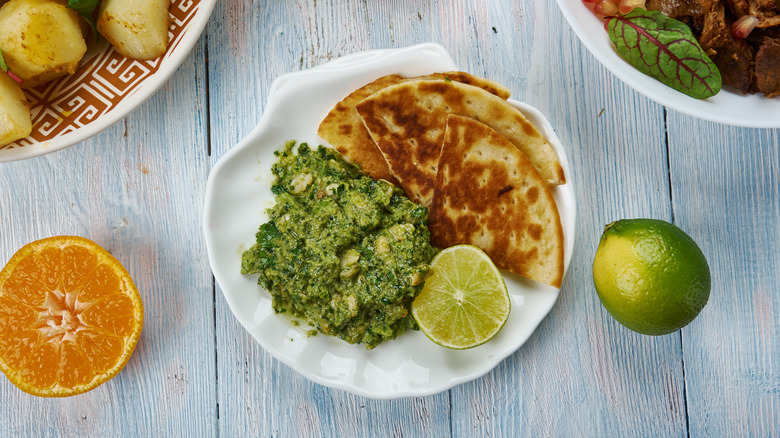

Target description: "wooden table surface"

left=1, top=1, right=778, bottom=436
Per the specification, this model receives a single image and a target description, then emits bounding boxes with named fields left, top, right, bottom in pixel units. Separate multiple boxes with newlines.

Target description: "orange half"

left=0, top=236, right=143, bottom=397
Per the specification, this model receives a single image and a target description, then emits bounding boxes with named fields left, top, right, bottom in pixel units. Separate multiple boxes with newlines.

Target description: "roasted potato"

left=0, top=72, right=32, bottom=146
left=0, top=0, right=87, bottom=89
left=97, top=0, right=171, bottom=60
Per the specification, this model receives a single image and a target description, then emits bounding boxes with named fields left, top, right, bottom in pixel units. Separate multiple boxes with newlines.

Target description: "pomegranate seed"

left=594, top=0, right=618, bottom=16
left=732, top=15, right=759, bottom=39
left=618, top=0, right=646, bottom=14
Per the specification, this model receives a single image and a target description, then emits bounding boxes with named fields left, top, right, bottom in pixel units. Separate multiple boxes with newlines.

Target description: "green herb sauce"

left=241, top=141, right=438, bottom=349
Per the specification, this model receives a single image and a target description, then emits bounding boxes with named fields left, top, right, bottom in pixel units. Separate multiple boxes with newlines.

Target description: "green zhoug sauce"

left=241, top=142, right=438, bottom=349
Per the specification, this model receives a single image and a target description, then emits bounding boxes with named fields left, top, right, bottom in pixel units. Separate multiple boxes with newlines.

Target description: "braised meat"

left=747, top=24, right=780, bottom=44
left=645, top=0, right=718, bottom=17
left=755, top=37, right=780, bottom=96
left=710, top=28, right=756, bottom=93
left=697, top=3, right=730, bottom=50
left=647, top=0, right=780, bottom=96
left=723, top=0, right=750, bottom=16
left=750, top=0, right=780, bottom=28
left=724, top=0, right=780, bottom=27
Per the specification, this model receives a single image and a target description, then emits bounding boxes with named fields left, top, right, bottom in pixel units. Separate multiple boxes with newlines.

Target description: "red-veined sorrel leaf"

left=607, top=9, right=721, bottom=99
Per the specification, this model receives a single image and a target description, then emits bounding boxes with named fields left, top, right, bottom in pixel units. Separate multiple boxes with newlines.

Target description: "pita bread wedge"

left=317, top=72, right=510, bottom=185
left=417, top=71, right=511, bottom=99
left=318, top=74, right=405, bottom=184
left=429, top=115, right=564, bottom=288
left=355, top=79, right=564, bottom=206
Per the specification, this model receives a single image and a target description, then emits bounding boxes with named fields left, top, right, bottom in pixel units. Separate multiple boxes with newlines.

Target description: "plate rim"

left=203, top=43, right=577, bottom=399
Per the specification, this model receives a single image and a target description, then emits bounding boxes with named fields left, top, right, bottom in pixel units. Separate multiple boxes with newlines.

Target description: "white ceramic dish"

left=556, top=0, right=780, bottom=128
left=0, top=0, right=218, bottom=162
left=203, top=43, right=576, bottom=399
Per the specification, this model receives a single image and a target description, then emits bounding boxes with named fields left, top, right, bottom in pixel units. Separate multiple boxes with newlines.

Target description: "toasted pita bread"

left=318, top=74, right=404, bottom=184
left=418, top=72, right=511, bottom=99
left=355, top=80, right=564, bottom=206
left=429, top=115, right=564, bottom=288
left=317, top=72, right=510, bottom=184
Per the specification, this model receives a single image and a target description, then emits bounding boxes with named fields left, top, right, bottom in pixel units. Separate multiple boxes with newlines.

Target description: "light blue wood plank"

left=0, top=0, right=776, bottom=435
left=448, top=2, right=687, bottom=436
left=207, top=1, right=455, bottom=436
left=666, top=116, right=780, bottom=437
left=0, top=38, right=216, bottom=436
left=207, top=0, right=688, bottom=436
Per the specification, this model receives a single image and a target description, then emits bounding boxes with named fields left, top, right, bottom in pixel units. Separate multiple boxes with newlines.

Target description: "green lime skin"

left=592, top=219, right=711, bottom=336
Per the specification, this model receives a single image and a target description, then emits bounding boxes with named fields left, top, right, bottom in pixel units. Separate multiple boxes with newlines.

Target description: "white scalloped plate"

left=203, top=43, right=576, bottom=399
left=556, top=0, right=780, bottom=128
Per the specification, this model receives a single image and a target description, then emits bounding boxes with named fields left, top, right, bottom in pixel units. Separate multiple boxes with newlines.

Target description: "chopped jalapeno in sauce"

left=241, top=141, right=438, bottom=349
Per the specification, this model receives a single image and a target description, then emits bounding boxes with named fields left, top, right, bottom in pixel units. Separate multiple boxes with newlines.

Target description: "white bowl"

left=556, top=1, right=780, bottom=128
left=0, top=0, right=217, bottom=162
left=203, top=43, right=577, bottom=399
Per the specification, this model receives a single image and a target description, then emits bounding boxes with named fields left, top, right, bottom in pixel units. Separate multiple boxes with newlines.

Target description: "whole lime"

left=592, top=219, right=710, bottom=335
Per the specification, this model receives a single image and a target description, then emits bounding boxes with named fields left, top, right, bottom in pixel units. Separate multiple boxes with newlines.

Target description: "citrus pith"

left=0, top=236, right=143, bottom=397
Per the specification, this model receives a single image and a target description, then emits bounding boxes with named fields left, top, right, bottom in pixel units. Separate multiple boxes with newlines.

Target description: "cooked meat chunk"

left=754, top=0, right=776, bottom=8
left=755, top=37, right=780, bottom=96
left=645, top=0, right=717, bottom=17
left=697, top=2, right=730, bottom=50
left=645, top=0, right=779, bottom=96
left=724, top=0, right=778, bottom=24
left=747, top=25, right=780, bottom=45
left=710, top=18, right=757, bottom=93
left=736, top=0, right=780, bottom=27
left=723, top=0, right=750, bottom=16
left=756, top=14, right=780, bottom=29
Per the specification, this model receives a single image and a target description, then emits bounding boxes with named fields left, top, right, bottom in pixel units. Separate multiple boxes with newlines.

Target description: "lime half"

left=412, top=245, right=510, bottom=349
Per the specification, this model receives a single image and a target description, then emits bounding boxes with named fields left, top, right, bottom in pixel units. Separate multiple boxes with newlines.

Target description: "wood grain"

left=448, top=3, right=687, bottom=437
left=0, top=39, right=216, bottom=436
left=0, top=0, right=778, bottom=436
left=666, top=116, right=780, bottom=437
left=208, top=1, right=454, bottom=436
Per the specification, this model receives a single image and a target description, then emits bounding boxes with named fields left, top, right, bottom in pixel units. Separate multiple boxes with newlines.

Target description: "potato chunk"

left=97, top=0, right=171, bottom=60
left=0, top=0, right=87, bottom=88
left=0, top=73, right=32, bottom=146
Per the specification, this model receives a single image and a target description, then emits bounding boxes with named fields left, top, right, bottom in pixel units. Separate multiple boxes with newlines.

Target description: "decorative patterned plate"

left=203, top=43, right=577, bottom=399
left=0, top=0, right=217, bottom=162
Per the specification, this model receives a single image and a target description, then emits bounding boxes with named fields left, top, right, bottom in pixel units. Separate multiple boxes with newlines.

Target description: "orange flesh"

left=0, top=237, right=142, bottom=396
